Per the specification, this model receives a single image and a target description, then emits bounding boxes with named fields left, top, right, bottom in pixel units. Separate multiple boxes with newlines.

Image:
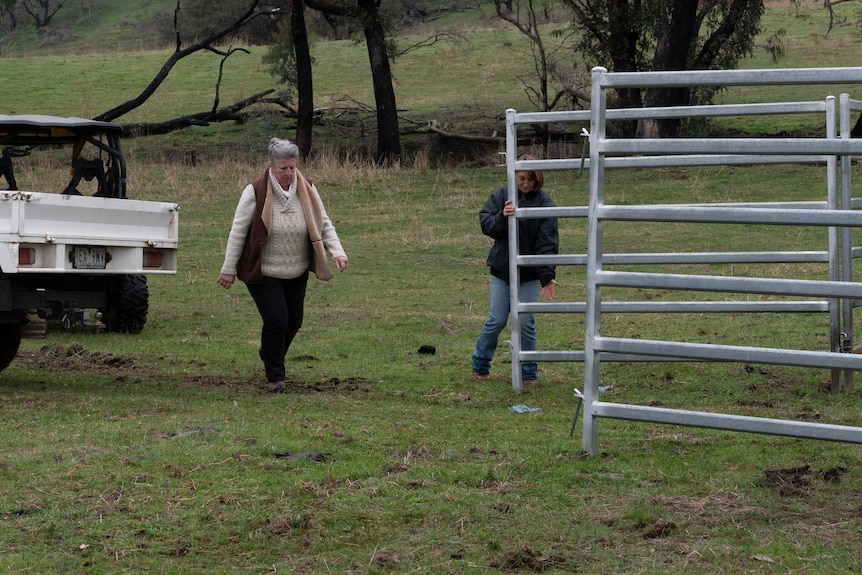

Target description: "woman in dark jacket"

left=471, top=156, right=558, bottom=387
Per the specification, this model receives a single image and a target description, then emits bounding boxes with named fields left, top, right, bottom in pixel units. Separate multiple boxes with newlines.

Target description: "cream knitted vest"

left=261, top=189, right=310, bottom=279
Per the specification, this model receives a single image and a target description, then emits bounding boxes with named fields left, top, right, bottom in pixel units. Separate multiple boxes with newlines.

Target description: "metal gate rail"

left=504, top=66, right=862, bottom=455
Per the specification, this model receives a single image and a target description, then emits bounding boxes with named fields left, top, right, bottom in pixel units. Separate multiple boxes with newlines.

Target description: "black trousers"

left=246, top=272, right=309, bottom=383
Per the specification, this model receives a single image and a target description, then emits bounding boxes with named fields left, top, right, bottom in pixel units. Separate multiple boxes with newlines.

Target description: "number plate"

left=73, top=246, right=107, bottom=269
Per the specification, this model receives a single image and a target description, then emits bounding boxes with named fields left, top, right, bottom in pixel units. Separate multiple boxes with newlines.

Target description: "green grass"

left=2, top=154, right=862, bottom=573
left=2, top=2, right=862, bottom=573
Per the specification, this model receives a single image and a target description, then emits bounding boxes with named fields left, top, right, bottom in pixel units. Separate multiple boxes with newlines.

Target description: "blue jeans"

left=472, top=275, right=540, bottom=380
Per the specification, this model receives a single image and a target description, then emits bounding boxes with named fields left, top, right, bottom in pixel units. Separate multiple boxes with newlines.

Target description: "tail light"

left=19, top=247, right=35, bottom=265
left=143, top=250, right=163, bottom=269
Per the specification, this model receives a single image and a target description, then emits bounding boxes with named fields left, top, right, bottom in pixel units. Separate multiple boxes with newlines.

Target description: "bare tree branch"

left=94, top=0, right=285, bottom=123
left=120, top=90, right=279, bottom=137
left=396, top=31, right=470, bottom=57
left=427, top=120, right=502, bottom=144
left=211, top=46, right=251, bottom=115
left=823, top=0, right=858, bottom=37
left=21, top=0, right=72, bottom=28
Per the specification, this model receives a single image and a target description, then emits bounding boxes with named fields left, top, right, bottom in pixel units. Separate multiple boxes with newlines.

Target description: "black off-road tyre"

left=102, top=274, right=149, bottom=334
left=0, top=323, right=23, bottom=372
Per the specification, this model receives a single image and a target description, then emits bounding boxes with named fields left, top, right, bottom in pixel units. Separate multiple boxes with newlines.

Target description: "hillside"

left=0, top=0, right=182, bottom=55
left=1, top=1, right=861, bottom=161
left=0, top=0, right=494, bottom=57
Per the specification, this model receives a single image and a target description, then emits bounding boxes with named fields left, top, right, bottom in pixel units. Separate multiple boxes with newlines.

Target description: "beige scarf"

left=238, top=169, right=332, bottom=284
left=294, top=170, right=332, bottom=281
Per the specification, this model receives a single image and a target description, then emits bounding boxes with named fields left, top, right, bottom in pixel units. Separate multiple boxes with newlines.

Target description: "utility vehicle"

left=0, top=115, right=179, bottom=371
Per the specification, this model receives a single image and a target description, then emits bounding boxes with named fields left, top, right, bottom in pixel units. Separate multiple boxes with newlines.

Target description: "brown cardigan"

left=235, top=170, right=332, bottom=284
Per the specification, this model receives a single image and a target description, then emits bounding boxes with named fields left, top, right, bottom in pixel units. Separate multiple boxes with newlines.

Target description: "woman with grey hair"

left=218, top=137, right=348, bottom=393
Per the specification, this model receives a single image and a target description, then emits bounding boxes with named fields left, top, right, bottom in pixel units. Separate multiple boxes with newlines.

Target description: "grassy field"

left=2, top=0, right=861, bottom=148
left=2, top=1, right=862, bottom=574
left=2, top=153, right=861, bottom=574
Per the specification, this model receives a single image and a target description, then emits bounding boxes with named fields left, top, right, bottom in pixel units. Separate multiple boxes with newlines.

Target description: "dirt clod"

left=762, top=464, right=850, bottom=495
left=642, top=519, right=676, bottom=539
left=493, top=545, right=565, bottom=572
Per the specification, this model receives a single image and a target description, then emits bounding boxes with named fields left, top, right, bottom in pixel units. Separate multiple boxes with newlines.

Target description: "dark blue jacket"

left=479, top=185, right=558, bottom=286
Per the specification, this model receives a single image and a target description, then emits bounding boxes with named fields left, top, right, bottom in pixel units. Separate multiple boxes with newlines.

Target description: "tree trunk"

left=357, top=0, right=401, bottom=164
left=22, top=0, right=70, bottom=28
left=291, top=0, right=314, bottom=158
left=692, top=0, right=762, bottom=71
left=637, top=0, right=699, bottom=139
left=0, top=0, right=18, bottom=30
left=606, top=0, right=643, bottom=137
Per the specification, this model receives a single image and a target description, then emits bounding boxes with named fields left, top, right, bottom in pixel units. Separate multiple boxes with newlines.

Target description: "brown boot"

left=267, top=381, right=286, bottom=393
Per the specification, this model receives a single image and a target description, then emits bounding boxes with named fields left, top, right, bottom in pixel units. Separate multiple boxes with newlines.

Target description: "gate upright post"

left=583, top=67, right=609, bottom=456
left=840, top=93, right=855, bottom=390
left=826, top=97, right=843, bottom=392
left=506, top=109, right=523, bottom=392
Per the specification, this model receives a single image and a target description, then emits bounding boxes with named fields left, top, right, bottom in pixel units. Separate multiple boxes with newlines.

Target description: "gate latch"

left=840, top=332, right=852, bottom=353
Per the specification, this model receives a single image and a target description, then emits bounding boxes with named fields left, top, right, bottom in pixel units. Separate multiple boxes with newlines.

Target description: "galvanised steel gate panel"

left=503, top=66, right=862, bottom=456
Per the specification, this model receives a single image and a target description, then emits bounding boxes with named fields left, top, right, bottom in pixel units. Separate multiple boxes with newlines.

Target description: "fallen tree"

left=94, top=0, right=286, bottom=135
left=120, top=90, right=288, bottom=137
